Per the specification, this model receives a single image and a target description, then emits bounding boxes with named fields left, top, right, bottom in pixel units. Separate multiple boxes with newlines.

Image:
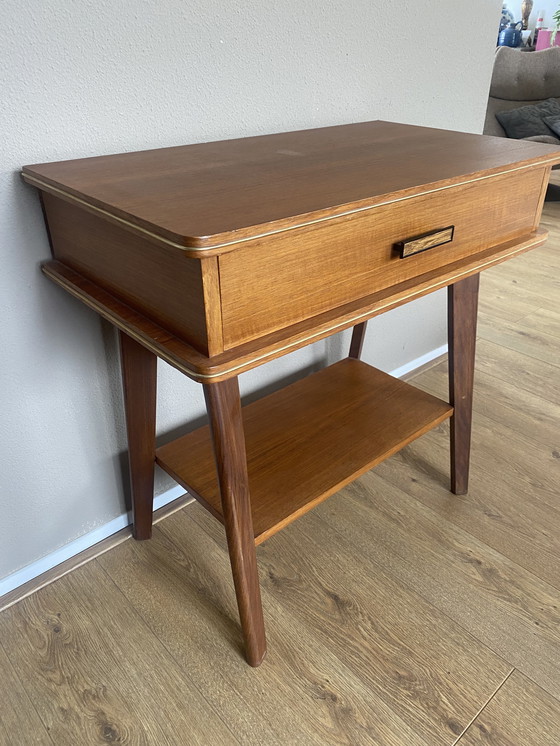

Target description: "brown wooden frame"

left=26, top=121, right=558, bottom=667
left=117, top=280, right=480, bottom=664
left=203, top=378, right=267, bottom=666
left=119, top=332, right=157, bottom=540
left=448, top=274, right=480, bottom=495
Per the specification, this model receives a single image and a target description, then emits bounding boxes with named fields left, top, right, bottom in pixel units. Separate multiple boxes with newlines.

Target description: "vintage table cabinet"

left=23, top=121, right=560, bottom=666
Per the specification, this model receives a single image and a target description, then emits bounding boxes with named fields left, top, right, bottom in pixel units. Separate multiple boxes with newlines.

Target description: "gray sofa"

left=484, top=46, right=560, bottom=197
left=484, top=45, right=560, bottom=141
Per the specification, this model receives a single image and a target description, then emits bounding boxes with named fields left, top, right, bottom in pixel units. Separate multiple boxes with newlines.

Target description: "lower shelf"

left=156, top=358, right=453, bottom=544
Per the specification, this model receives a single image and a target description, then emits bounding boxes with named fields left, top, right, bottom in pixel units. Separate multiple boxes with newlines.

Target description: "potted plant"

left=551, top=6, right=560, bottom=45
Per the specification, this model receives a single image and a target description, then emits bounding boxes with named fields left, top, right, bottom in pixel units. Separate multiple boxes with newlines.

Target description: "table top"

left=23, top=120, right=560, bottom=250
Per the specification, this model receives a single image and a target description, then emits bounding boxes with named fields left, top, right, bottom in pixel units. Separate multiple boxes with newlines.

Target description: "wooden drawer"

left=218, top=167, right=546, bottom=349
left=40, top=193, right=223, bottom=357
left=24, top=120, right=560, bottom=363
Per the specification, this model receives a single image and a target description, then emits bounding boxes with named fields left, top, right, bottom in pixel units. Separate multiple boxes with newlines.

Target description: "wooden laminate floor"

left=1, top=193, right=560, bottom=745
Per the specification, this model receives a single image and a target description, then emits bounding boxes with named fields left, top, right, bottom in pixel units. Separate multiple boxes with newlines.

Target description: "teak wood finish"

left=24, top=122, right=556, bottom=356
left=23, top=120, right=560, bottom=666
left=3, top=195, right=560, bottom=744
left=349, top=321, right=368, bottom=359
left=203, top=378, right=267, bottom=667
left=448, top=274, right=480, bottom=495
left=157, top=360, right=453, bottom=544
left=119, top=332, right=157, bottom=540
left=217, top=166, right=544, bottom=348
left=40, top=231, right=549, bottom=384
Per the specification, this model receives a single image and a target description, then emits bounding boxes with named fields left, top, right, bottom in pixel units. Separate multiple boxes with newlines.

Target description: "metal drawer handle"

left=395, top=225, right=455, bottom=259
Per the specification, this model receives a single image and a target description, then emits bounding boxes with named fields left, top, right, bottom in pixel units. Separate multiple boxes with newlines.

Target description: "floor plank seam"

left=452, top=668, right=514, bottom=745
left=405, top=424, right=560, bottom=520
left=95, top=553, right=244, bottom=746
left=509, top=306, right=547, bottom=325
left=315, top=477, right=560, bottom=708
left=314, top=505, right=520, bottom=668
left=376, top=457, right=560, bottom=596
left=390, top=396, right=560, bottom=503
left=504, top=667, right=560, bottom=707
left=473, top=337, right=560, bottom=401
left=1, top=201, right=558, bottom=743
left=475, top=328, right=560, bottom=370
left=515, top=308, right=558, bottom=330
left=417, top=379, right=560, bottom=469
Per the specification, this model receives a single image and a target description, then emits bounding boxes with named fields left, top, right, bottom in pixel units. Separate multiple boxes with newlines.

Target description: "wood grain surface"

left=33, top=123, right=552, bottom=359
left=41, top=228, right=549, bottom=382
left=156, top=359, right=452, bottom=542
left=457, top=671, right=560, bottom=745
left=101, top=512, right=432, bottom=746
left=448, top=274, right=479, bottom=494
left=3, top=147, right=559, bottom=746
left=186, top=504, right=511, bottom=746
left=1, top=198, right=560, bottom=741
left=320, top=472, right=560, bottom=701
left=41, top=194, right=215, bottom=355
left=0, top=563, right=235, bottom=745
left=398, top=225, right=454, bottom=257
left=218, top=167, right=544, bottom=347
left=203, top=377, right=266, bottom=666
left=22, top=120, right=560, bottom=249
left=377, top=414, right=560, bottom=590
left=119, top=332, right=157, bottom=540
left=0, top=642, right=51, bottom=745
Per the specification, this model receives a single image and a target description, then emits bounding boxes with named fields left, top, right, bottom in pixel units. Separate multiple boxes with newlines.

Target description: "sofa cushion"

left=496, top=98, right=560, bottom=139
left=522, top=134, right=560, bottom=144
left=544, top=115, right=560, bottom=138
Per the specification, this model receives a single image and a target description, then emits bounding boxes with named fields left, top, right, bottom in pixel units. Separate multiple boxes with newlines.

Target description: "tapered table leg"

left=448, top=273, right=480, bottom=495
left=119, top=331, right=157, bottom=540
left=349, top=321, right=368, bottom=359
left=203, top=377, right=267, bottom=667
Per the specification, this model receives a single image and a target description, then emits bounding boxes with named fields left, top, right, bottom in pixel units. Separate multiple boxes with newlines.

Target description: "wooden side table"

left=23, top=121, right=560, bottom=666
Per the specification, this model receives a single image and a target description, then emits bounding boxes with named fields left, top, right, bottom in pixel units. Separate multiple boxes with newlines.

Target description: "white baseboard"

left=0, top=343, right=448, bottom=600
left=389, top=343, right=448, bottom=379
left=0, top=485, right=186, bottom=598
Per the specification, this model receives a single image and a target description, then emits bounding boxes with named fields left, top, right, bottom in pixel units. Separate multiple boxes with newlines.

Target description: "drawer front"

left=219, top=167, right=546, bottom=349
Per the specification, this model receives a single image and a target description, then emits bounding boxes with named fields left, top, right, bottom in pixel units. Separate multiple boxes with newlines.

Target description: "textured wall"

left=0, top=0, right=501, bottom=580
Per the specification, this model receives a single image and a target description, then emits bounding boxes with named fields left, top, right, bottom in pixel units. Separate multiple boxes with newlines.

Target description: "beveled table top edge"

left=22, top=155, right=560, bottom=255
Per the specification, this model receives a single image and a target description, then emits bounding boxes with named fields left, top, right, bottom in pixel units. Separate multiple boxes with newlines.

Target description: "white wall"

left=0, top=0, right=502, bottom=583
left=505, top=1, right=559, bottom=30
